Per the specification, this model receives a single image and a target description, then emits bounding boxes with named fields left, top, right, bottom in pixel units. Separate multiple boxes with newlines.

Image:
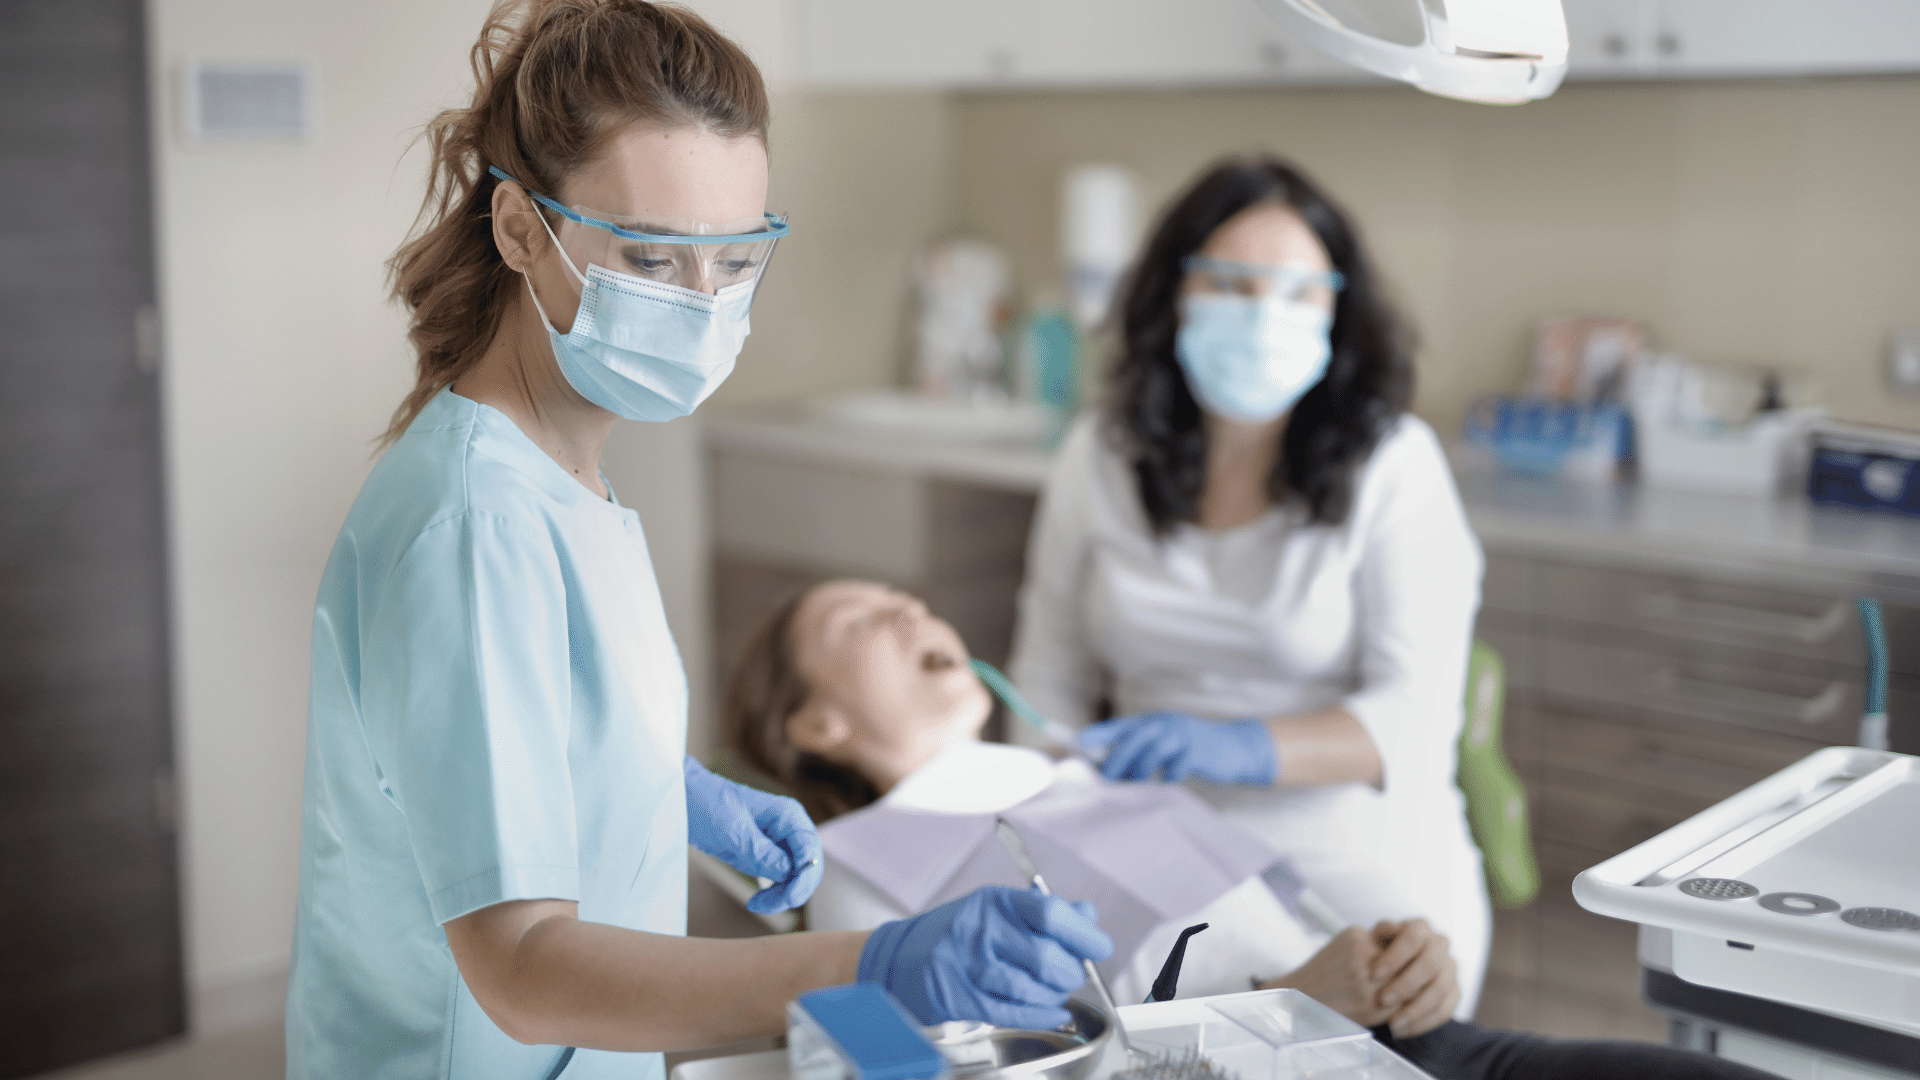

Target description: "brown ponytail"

left=381, top=0, right=770, bottom=448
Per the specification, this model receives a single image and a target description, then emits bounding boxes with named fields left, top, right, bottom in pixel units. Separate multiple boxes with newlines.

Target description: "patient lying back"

left=723, top=579, right=1460, bottom=1037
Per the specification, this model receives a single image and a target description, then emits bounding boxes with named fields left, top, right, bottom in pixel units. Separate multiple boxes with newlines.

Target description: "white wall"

left=151, top=0, right=495, bottom=1022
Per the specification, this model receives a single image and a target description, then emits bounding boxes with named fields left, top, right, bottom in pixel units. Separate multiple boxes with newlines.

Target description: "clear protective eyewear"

left=1181, top=256, right=1345, bottom=308
left=489, top=165, right=789, bottom=296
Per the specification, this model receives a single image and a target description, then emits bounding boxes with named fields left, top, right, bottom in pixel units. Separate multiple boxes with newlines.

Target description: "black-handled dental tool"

left=1147, top=923, right=1210, bottom=1003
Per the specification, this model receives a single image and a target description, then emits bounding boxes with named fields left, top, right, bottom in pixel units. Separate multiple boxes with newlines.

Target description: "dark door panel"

left=0, top=0, right=184, bottom=1075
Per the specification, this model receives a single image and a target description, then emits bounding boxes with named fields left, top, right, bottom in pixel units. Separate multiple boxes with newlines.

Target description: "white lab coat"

left=806, top=742, right=1327, bottom=1004
left=1008, top=414, right=1490, bottom=1015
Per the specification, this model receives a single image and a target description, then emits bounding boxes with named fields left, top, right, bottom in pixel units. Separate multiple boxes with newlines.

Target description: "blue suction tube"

left=1858, top=597, right=1890, bottom=751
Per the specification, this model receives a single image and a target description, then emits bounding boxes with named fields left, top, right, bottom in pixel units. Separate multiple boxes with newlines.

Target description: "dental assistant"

left=287, top=4, right=1108, bottom=1078
left=1008, top=157, right=1489, bottom=1014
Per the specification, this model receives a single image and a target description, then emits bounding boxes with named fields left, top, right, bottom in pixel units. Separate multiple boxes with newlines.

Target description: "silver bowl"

left=925, top=1000, right=1113, bottom=1080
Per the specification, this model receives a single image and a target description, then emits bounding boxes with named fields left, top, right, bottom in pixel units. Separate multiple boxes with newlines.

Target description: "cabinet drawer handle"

left=1643, top=667, right=1846, bottom=726
left=1634, top=591, right=1850, bottom=645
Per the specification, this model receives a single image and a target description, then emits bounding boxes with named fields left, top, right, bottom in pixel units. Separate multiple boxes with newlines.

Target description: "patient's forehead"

left=791, top=580, right=896, bottom=661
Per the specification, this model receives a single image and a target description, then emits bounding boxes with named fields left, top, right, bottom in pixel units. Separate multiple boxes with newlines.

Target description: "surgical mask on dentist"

left=523, top=212, right=754, bottom=423
left=1174, top=294, right=1332, bottom=423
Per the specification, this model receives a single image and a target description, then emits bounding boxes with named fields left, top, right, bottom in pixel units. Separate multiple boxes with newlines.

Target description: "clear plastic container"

left=1119, top=988, right=1380, bottom=1079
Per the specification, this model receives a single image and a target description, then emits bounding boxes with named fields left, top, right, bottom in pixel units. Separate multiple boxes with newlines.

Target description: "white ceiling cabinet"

left=796, top=0, right=1368, bottom=90
left=1647, top=0, right=1920, bottom=77
left=796, top=0, right=1920, bottom=90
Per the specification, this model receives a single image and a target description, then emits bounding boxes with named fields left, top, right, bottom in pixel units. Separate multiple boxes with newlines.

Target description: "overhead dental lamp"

left=1257, top=0, right=1568, bottom=104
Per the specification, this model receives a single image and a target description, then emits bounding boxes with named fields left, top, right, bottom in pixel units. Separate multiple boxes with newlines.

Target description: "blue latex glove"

left=1078, top=711, right=1277, bottom=785
left=683, top=756, right=823, bottom=913
left=858, top=886, right=1114, bottom=1028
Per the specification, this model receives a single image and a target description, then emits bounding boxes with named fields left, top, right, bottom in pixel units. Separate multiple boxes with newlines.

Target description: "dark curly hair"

left=1108, top=156, right=1415, bottom=531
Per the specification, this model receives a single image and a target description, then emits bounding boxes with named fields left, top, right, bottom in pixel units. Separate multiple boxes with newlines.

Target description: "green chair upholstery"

left=1457, top=641, right=1540, bottom=909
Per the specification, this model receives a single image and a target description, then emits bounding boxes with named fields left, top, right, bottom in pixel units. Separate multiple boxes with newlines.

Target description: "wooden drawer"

left=1529, top=635, right=1865, bottom=744
left=1530, top=768, right=1715, bottom=856
left=1483, top=552, right=1920, bottom=677
left=1508, top=703, right=1819, bottom=805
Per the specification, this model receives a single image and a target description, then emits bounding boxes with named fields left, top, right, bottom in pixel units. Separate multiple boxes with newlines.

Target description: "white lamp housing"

left=1258, top=0, right=1568, bottom=104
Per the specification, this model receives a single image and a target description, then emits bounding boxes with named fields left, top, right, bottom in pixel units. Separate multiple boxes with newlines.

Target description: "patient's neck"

left=862, top=733, right=981, bottom=795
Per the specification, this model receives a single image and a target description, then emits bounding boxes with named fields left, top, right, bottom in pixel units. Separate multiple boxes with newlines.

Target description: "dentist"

left=287, top=3, right=1108, bottom=1078
left=1009, top=157, right=1488, bottom=1015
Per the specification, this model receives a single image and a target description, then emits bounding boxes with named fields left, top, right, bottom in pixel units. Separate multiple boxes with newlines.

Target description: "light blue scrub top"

left=288, top=388, right=688, bottom=1080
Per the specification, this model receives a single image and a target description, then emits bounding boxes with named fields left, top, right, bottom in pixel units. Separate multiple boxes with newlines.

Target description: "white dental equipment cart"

left=1575, top=747, right=1920, bottom=1078
left=670, top=989, right=1439, bottom=1080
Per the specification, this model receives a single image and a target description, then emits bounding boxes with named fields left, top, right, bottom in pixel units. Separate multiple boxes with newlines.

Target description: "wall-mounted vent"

left=184, top=62, right=313, bottom=141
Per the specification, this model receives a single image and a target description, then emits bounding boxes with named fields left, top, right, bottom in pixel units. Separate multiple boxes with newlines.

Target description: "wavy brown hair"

left=381, top=0, right=771, bottom=447
left=725, top=591, right=881, bottom=824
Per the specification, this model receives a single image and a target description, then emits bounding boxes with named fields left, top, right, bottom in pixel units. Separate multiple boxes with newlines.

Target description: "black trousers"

left=1372, top=1021, right=1780, bottom=1080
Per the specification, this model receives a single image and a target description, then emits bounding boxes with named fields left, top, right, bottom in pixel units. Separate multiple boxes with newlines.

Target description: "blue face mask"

left=524, top=214, right=754, bottom=423
left=1174, top=294, right=1332, bottom=423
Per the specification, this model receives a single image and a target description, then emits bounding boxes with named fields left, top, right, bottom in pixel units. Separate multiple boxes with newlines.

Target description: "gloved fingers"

left=772, top=804, right=824, bottom=869
left=748, top=790, right=815, bottom=837
left=1098, top=723, right=1176, bottom=782
left=746, top=851, right=824, bottom=913
left=702, top=817, right=794, bottom=883
left=1075, top=720, right=1128, bottom=754
left=1007, top=890, right=1115, bottom=963
left=989, top=932, right=1091, bottom=995
left=1161, top=744, right=1195, bottom=783
left=972, top=1000, right=1074, bottom=1032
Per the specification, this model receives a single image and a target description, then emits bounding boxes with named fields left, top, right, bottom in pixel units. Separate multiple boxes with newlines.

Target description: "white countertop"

left=1450, top=463, right=1920, bottom=590
left=703, top=406, right=1057, bottom=492
left=704, top=409, right=1920, bottom=593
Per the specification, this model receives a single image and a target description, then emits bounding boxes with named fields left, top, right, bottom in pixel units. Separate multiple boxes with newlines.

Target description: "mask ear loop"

left=532, top=202, right=588, bottom=291
left=521, top=199, right=586, bottom=336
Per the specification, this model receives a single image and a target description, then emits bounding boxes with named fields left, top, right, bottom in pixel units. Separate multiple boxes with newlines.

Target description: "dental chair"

left=1457, top=641, right=1539, bottom=909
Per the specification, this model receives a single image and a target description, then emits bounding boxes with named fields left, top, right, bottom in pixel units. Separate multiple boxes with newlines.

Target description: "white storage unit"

left=1566, top=0, right=1920, bottom=79
left=797, top=0, right=1374, bottom=89
left=795, top=0, right=1920, bottom=90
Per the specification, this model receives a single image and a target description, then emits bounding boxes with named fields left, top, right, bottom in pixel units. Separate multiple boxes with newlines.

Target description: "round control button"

left=1680, top=878, right=1758, bottom=900
left=1841, top=907, right=1920, bottom=931
left=1759, top=892, right=1840, bottom=916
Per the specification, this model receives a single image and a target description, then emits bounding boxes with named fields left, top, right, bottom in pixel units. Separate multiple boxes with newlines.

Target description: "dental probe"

left=993, top=817, right=1134, bottom=1057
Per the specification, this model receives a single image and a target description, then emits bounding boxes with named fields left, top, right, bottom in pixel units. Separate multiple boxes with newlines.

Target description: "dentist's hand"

left=683, top=756, right=823, bottom=913
left=1078, top=712, right=1277, bottom=786
left=859, top=886, right=1114, bottom=1028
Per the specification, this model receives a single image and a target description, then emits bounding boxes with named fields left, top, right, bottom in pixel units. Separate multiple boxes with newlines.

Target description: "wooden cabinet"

left=1475, top=548, right=1916, bottom=1040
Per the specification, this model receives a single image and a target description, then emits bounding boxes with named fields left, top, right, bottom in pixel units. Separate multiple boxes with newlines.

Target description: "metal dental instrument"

left=993, top=816, right=1134, bottom=1058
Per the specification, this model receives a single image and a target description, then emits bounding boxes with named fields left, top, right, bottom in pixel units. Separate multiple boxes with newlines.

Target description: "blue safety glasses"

left=489, top=165, right=787, bottom=294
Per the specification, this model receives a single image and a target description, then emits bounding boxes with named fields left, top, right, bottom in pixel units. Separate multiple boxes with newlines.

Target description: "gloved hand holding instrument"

left=1078, top=711, right=1277, bottom=786
left=683, top=756, right=823, bottom=914
left=858, top=885, right=1114, bottom=1029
